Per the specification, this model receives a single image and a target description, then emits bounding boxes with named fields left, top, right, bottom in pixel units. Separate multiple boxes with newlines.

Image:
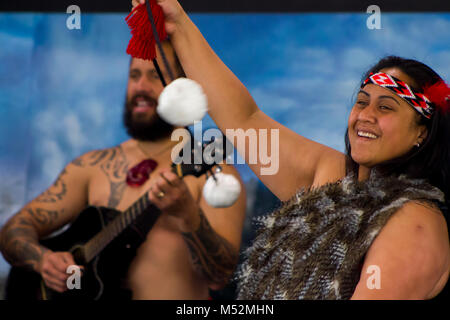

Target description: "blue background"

left=0, top=12, right=449, bottom=282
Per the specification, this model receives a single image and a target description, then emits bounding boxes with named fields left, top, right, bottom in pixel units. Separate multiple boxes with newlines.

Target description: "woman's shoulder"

left=354, top=200, right=450, bottom=299
left=395, top=200, right=448, bottom=241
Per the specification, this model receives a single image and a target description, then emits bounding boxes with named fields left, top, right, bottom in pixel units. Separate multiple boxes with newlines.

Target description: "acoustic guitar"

left=5, top=140, right=224, bottom=300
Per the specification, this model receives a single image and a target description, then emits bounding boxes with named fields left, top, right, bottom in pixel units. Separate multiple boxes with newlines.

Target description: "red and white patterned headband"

left=361, top=72, right=435, bottom=119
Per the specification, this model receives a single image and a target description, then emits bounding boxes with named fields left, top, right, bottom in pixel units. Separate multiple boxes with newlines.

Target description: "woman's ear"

left=417, top=125, right=428, bottom=145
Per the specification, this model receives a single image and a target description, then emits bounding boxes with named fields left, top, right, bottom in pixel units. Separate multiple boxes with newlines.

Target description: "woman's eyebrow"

left=358, top=90, right=370, bottom=97
left=378, top=95, right=400, bottom=105
left=358, top=90, right=400, bottom=106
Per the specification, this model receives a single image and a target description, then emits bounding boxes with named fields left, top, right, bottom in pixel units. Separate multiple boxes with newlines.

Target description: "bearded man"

left=0, top=40, right=246, bottom=300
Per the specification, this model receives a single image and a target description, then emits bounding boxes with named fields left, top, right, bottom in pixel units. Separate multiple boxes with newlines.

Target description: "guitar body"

left=5, top=206, right=153, bottom=300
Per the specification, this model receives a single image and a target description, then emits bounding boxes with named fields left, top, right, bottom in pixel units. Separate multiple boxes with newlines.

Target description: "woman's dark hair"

left=345, top=56, right=450, bottom=217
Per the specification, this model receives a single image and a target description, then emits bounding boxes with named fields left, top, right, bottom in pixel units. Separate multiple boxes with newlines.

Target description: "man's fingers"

left=61, top=252, right=76, bottom=266
left=156, top=178, right=171, bottom=196
left=48, top=253, right=82, bottom=278
left=49, top=255, right=71, bottom=273
left=44, top=278, right=67, bottom=293
left=160, top=170, right=180, bottom=186
left=40, top=251, right=85, bottom=294
left=159, top=172, right=173, bottom=186
left=42, top=264, right=68, bottom=283
left=151, top=184, right=167, bottom=203
left=149, top=186, right=163, bottom=205
left=42, top=266, right=69, bottom=292
left=153, top=178, right=167, bottom=194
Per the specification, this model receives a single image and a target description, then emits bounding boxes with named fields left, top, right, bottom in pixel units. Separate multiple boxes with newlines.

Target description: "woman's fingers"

left=131, top=0, right=143, bottom=10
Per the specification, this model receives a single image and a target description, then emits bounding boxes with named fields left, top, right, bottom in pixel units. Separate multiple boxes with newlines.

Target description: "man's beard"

left=123, top=93, right=175, bottom=141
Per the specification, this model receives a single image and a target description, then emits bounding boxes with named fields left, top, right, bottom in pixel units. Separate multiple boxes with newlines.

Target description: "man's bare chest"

left=86, top=163, right=200, bottom=213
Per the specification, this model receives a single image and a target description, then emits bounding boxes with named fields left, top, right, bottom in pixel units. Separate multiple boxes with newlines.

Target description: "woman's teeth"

left=357, top=131, right=378, bottom=139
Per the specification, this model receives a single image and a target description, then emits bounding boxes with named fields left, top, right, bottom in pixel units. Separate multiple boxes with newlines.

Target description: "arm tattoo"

left=35, top=169, right=68, bottom=203
left=0, top=205, right=64, bottom=272
left=25, top=208, right=61, bottom=226
left=0, top=216, right=49, bottom=272
left=99, top=146, right=129, bottom=208
left=182, top=209, right=238, bottom=285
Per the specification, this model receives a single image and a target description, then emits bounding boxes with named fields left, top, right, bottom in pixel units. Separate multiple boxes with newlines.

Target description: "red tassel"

left=125, top=1, right=168, bottom=61
left=423, top=80, right=450, bottom=114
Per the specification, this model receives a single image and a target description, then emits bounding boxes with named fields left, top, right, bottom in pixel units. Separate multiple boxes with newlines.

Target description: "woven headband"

left=361, top=72, right=434, bottom=119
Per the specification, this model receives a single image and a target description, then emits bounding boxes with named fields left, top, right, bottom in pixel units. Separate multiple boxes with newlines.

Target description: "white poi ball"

left=157, top=77, right=208, bottom=126
left=203, top=173, right=241, bottom=208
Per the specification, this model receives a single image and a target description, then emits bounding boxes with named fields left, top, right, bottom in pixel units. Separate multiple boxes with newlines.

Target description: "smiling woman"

left=345, top=56, right=450, bottom=194
left=348, top=81, right=426, bottom=172
left=238, top=60, right=450, bottom=300
left=144, top=0, right=450, bottom=300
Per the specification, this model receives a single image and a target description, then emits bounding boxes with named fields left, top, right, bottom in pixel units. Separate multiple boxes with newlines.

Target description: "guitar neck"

left=82, top=192, right=153, bottom=262
left=82, top=164, right=184, bottom=263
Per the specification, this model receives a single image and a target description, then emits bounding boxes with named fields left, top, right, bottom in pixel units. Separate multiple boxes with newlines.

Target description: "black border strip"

left=0, top=0, right=449, bottom=13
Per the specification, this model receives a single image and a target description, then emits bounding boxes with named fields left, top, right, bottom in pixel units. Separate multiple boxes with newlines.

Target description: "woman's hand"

left=131, top=0, right=141, bottom=10
left=131, top=0, right=186, bottom=34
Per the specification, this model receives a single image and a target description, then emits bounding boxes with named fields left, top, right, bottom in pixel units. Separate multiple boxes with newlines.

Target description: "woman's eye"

left=379, top=105, right=391, bottom=110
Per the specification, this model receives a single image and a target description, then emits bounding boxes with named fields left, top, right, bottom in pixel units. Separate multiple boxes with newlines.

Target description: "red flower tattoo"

left=126, top=159, right=158, bottom=187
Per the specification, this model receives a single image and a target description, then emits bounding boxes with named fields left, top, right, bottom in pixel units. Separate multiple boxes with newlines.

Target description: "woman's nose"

left=357, top=103, right=377, bottom=123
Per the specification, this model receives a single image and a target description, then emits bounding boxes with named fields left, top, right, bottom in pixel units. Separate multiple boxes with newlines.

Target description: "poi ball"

left=203, top=173, right=241, bottom=208
left=157, top=77, right=208, bottom=126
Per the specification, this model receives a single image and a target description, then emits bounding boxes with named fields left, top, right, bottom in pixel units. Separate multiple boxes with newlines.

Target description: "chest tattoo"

left=99, top=147, right=129, bottom=208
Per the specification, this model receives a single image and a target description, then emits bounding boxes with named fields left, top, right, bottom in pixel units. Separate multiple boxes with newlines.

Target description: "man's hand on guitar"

left=148, top=169, right=200, bottom=233
left=39, top=251, right=82, bottom=293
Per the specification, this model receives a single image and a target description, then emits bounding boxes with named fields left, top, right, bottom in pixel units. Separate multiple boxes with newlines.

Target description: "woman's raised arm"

left=149, top=0, right=346, bottom=200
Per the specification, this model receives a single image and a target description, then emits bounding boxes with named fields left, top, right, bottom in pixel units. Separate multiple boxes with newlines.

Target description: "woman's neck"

left=358, top=165, right=371, bottom=182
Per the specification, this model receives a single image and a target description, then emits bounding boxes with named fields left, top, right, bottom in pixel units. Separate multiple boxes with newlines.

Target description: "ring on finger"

left=156, top=191, right=165, bottom=199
